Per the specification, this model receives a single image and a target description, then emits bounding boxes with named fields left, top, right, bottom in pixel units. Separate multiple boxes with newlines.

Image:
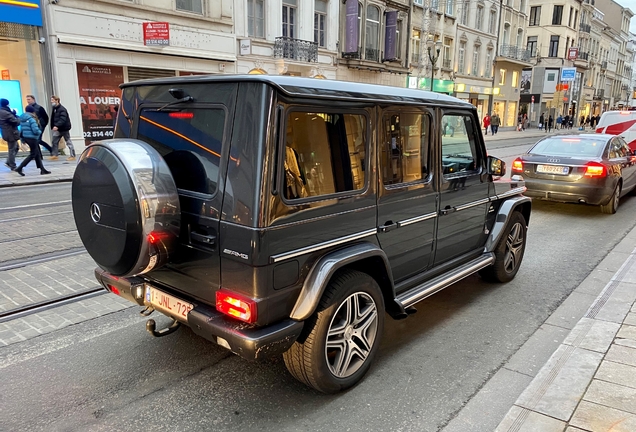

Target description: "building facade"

left=43, top=0, right=235, bottom=147
left=493, top=0, right=533, bottom=127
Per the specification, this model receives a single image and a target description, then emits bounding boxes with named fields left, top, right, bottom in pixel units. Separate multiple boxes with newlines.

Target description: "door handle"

left=191, top=231, right=216, bottom=246
left=440, top=205, right=456, bottom=215
left=378, top=221, right=398, bottom=233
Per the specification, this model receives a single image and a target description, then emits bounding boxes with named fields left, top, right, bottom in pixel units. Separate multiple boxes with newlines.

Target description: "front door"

left=377, top=109, right=437, bottom=283
left=434, top=111, right=490, bottom=265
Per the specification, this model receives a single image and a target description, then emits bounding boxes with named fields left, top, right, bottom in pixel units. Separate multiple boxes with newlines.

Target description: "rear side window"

left=283, top=111, right=366, bottom=200
left=441, top=114, right=479, bottom=176
left=137, top=108, right=225, bottom=195
left=381, top=112, right=430, bottom=185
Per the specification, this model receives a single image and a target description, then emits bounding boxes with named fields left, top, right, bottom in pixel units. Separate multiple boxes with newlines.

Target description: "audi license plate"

left=537, top=164, right=569, bottom=175
left=146, top=286, right=193, bottom=322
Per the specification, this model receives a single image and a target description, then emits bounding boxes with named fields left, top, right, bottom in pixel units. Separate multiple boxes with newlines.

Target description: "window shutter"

left=127, top=67, right=176, bottom=82
left=344, top=0, right=359, bottom=53
left=384, top=11, right=397, bottom=61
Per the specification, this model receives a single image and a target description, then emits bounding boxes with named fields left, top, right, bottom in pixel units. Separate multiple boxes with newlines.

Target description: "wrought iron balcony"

left=442, top=59, right=452, bottom=69
left=593, top=89, right=604, bottom=100
left=578, top=51, right=589, bottom=61
left=580, top=23, right=591, bottom=33
left=601, top=61, right=608, bottom=70
left=498, top=44, right=531, bottom=62
left=274, top=37, right=318, bottom=63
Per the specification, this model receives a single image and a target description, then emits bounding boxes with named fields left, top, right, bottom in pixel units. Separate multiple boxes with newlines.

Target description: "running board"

left=396, top=253, right=495, bottom=308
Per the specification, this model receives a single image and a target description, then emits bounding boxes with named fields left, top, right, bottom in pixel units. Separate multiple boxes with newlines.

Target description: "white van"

left=596, top=110, right=636, bottom=150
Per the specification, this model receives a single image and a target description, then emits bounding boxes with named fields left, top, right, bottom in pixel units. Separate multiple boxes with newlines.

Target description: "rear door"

left=131, top=84, right=237, bottom=304
left=376, top=108, right=437, bottom=283
left=434, top=111, right=490, bottom=265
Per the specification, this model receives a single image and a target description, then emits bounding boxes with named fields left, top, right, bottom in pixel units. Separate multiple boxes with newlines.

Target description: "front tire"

left=283, top=270, right=385, bottom=394
left=480, top=211, right=527, bottom=283
left=601, top=183, right=621, bottom=214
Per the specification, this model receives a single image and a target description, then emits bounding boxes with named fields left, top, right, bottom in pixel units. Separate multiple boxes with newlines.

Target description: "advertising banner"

left=76, top=63, right=123, bottom=145
left=143, top=22, right=170, bottom=46
left=520, top=69, right=532, bottom=94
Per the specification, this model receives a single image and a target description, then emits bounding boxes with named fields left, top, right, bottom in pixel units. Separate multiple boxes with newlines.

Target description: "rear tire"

left=480, top=211, right=527, bottom=283
left=601, top=183, right=621, bottom=214
left=283, top=270, right=385, bottom=394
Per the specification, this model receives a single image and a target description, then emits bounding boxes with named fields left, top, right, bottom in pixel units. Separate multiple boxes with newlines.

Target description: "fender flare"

left=484, top=195, right=531, bottom=253
left=290, top=243, right=396, bottom=321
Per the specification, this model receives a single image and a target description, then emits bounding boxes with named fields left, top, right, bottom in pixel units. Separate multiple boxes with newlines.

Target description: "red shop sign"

left=1, top=70, right=10, bottom=80
left=143, top=22, right=170, bottom=46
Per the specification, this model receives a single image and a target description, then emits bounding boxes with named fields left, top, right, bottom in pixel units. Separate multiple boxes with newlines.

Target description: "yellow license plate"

left=146, top=286, right=193, bottom=322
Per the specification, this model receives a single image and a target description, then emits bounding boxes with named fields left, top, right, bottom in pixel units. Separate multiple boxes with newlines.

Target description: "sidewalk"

left=0, top=154, right=77, bottom=188
left=444, top=224, right=636, bottom=432
left=484, top=125, right=591, bottom=143
left=495, top=240, right=636, bottom=432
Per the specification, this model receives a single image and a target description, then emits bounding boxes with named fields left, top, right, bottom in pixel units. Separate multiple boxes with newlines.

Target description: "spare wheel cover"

left=72, top=139, right=181, bottom=277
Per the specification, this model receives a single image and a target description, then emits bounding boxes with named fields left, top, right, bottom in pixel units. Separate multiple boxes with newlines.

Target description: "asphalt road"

left=2, top=137, right=636, bottom=432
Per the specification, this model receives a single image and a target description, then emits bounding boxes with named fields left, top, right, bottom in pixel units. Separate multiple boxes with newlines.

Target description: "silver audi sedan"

left=512, top=134, right=636, bottom=214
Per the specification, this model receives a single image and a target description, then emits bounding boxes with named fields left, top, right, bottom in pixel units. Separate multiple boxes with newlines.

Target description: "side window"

left=441, top=114, right=479, bottom=176
left=137, top=108, right=224, bottom=195
left=283, top=111, right=366, bottom=200
left=381, top=112, right=430, bottom=185
left=609, top=138, right=627, bottom=158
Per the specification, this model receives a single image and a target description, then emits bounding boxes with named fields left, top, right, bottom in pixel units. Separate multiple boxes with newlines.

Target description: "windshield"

left=529, top=137, right=605, bottom=158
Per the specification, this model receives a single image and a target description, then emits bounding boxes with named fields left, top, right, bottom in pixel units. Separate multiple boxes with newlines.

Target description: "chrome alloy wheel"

left=504, top=222, right=525, bottom=274
left=325, top=292, right=378, bottom=379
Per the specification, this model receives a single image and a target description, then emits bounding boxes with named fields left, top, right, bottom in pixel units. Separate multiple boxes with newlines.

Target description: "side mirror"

left=487, top=156, right=506, bottom=177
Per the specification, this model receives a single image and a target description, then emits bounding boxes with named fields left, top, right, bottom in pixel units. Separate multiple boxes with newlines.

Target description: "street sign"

left=143, top=22, right=170, bottom=46
left=561, top=67, right=576, bottom=82
left=567, top=47, right=579, bottom=60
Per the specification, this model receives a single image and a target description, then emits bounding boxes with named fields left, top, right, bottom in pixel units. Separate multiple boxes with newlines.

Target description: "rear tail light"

left=216, top=289, right=257, bottom=324
left=584, top=162, right=607, bottom=177
left=107, top=284, right=121, bottom=296
left=512, top=158, right=523, bottom=172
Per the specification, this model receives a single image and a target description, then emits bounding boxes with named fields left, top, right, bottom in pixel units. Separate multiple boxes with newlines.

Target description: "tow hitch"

left=146, top=318, right=181, bottom=337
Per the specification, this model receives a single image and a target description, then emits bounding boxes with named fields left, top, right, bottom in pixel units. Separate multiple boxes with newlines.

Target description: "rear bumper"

left=524, top=178, right=613, bottom=205
left=94, top=268, right=304, bottom=361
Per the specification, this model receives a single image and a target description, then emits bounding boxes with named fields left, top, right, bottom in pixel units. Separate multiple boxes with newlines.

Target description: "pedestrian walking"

left=547, top=115, right=553, bottom=132
left=49, top=95, right=75, bottom=161
left=15, top=105, right=50, bottom=176
left=483, top=113, right=491, bottom=135
left=580, top=115, right=585, bottom=130
left=563, top=115, right=570, bottom=129
left=491, top=112, right=500, bottom=135
left=557, top=114, right=563, bottom=129
left=26, top=94, right=52, bottom=156
left=539, top=113, right=545, bottom=131
left=0, top=98, right=20, bottom=170
left=522, top=113, right=528, bottom=131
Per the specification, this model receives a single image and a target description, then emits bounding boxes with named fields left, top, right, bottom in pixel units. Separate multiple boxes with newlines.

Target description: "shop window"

left=176, top=0, right=203, bottom=14
left=441, top=115, right=479, bottom=177
left=283, top=111, right=366, bottom=200
left=248, top=0, right=265, bottom=38
left=382, top=113, right=430, bottom=185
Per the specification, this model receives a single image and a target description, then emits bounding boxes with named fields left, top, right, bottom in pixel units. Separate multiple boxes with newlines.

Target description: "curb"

left=0, top=177, right=73, bottom=188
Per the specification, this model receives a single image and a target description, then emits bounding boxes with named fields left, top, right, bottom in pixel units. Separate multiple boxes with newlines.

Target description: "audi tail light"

left=512, top=158, right=524, bottom=172
left=584, top=162, right=607, bottom=177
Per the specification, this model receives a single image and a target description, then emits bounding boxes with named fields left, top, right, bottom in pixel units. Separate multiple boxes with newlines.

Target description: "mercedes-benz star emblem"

left=90, top=203, right=102, bottom=223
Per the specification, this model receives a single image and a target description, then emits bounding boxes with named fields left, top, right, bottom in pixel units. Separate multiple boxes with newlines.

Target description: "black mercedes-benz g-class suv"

left=72, top=75, right=530, bottom=393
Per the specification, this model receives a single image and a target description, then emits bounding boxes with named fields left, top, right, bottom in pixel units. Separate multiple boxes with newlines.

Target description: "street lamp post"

left=426, top=39, right=442, bottom=92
